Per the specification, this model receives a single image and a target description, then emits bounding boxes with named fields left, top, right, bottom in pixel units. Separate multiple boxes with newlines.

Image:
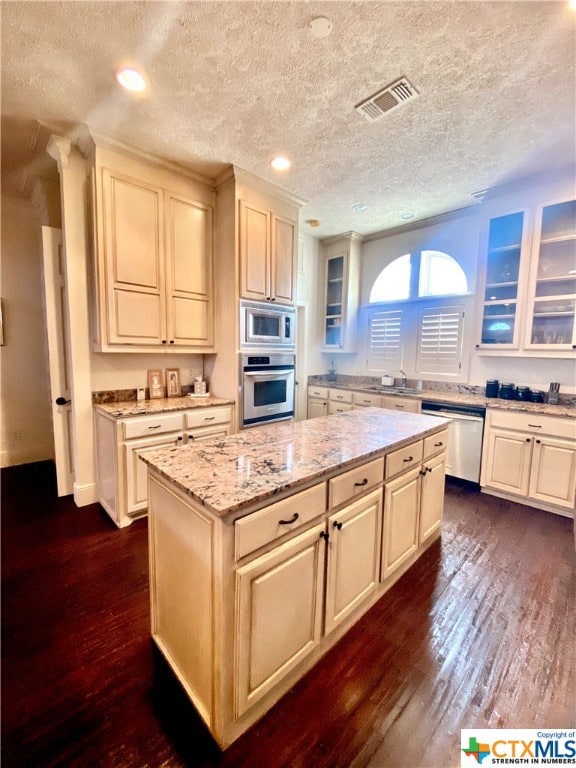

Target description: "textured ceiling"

left=1, top=1, right=575, bottom=238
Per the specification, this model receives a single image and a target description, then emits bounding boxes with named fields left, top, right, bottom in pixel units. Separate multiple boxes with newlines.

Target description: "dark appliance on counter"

left=421, top=401, right=485, bottom=483
left=485, top=380, right=499, bottom=398
left=515, top=386, right=532, bottom=401
left=531, top=390, right=545, bottom=403
left=241, top=354, right=295, bottom=427
left=499, top=382, right=516, bottom=399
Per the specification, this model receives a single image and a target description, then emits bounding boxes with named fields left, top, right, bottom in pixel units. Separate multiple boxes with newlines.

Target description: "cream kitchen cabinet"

left=96, top=404, right=233, bottom=527
left=307, top=385, right=329, bottom=419
left=381, top=395, right=421, bottom=414
left=328, top=387, right=353, bottom=415
left=382, top=434, right=447, bottom=580
left=321, top=233, right=362, bottom=352
left=91, top=145, right=215, bottom=352
left=239, top=199, right=296, bottom=305
left=481, top=409, right=576, bottom=515
left=353, top=392, right=383, bottom=408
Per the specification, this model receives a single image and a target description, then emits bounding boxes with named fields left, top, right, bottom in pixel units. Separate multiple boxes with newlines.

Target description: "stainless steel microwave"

left=240, top=300, right=296, bottom=349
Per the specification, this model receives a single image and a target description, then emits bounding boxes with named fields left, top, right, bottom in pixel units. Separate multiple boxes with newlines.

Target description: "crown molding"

left=215, top=164, right=307, bottom=208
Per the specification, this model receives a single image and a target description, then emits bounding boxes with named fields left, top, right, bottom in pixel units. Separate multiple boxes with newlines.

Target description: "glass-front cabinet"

left=525, top=199, right=576, bottom=350
left=479, top=211, right=526, bottom=347
left=324, top=254, right=345, bottom=347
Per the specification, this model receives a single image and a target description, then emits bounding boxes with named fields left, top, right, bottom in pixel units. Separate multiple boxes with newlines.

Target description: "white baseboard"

left=73, top=480, right=99, bottom=507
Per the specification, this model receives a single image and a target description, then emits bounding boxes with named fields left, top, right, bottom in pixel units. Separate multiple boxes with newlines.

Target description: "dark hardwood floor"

left=2, top=462, right=575, bottom=768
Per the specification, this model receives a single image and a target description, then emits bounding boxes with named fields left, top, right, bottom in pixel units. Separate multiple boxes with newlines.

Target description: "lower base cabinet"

left=147, top=426, right=446, bottom=748
left=481, top=409, right=576, bottom=515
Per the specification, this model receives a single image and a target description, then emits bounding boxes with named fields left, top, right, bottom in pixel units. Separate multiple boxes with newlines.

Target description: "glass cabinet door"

left=324, top=254, right=344, bottom=348
left=526, top=199, right=576, bottom=349
left=479, top=211, right=525, bottom=346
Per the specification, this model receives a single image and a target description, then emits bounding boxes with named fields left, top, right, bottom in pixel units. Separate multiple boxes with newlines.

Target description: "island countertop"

left=140, top=407, right=449, bottom=518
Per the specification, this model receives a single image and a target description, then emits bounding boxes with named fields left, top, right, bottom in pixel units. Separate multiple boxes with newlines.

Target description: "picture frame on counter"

left=147, top=369, right=164, bottom=399
left=166, top=368, right=181, bottom=397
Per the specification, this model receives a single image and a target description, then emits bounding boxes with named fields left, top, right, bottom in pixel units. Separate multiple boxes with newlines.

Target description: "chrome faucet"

left=399, top=369, right=408, bottom=388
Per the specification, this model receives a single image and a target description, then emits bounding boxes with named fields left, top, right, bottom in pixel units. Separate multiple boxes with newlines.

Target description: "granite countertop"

left=310, top=379, right=576, bottom=419
left=94, top=395, right=235, bottom=418
left=140, top=408, right=449, bottom=518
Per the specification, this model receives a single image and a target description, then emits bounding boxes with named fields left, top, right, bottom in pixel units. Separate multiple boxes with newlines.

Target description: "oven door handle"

left=243, top=371, right=292, bottom=378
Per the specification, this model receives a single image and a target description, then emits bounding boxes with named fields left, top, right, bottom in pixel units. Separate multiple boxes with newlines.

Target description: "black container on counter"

left=499, top=382, right=516, bottom=400
left=531, top=390, right=545, bottom=403
left=485, top=380, right=499, bottom=398
left=515, top=386, right=532, bottom=401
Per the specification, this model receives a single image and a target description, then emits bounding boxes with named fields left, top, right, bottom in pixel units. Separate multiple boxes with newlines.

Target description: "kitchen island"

left=141, top=407, right=449, bottom=748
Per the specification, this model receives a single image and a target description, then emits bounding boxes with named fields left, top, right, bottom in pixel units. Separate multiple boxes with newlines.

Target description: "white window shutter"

left=366, top=309, right=404, bottom=372
left=416, top=306, right=464, bottom=375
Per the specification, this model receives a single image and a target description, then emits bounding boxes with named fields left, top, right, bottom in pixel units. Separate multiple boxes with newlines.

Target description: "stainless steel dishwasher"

left=421, top=401, right=486, bottom=483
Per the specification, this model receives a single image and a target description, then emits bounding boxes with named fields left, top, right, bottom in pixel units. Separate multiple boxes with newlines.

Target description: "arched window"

left=369, top=250, right=468, bottom=302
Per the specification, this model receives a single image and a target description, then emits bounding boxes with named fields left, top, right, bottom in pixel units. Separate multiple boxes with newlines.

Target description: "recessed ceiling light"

left=352, top=204, right=369, bottom=213
left=116, top=68, right=147, bottom=92
left=400, top=211, right=415, bottom=220
left=308, top=16, right=332, bottom=38
left=270, top=156, right=291, bottom=172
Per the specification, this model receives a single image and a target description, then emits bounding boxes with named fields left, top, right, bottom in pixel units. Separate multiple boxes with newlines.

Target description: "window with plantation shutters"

left=416, top=306, right=465, bottom=375
left=366, top=309, right=404, bottom=372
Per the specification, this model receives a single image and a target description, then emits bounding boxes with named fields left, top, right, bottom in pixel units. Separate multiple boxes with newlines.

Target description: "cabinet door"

left=524, top=198, right=576, bottom=351
left=323, top=254, right=345, bottom=349
left=529, top=436, right=576, bottom=510
left=419, top=453, right=446, bottom=543
left=125, top=433, right=183, bottom=514
left=381, top=396, right=421, bottom=413
left=308, top=399, right=328, bottom=419
left=271, top=214, right=296, bottom=305
left=165, top=192, right=214, bottom=347
left=235, top=523, right=325, bottom=717
left=239, top=200, right=270, bottom=302
left=382, top=467, right=420, bottom=580
left=483, top=428, right=532, bottom=497
left=102, top=169, right=166, bottom=344
left=325, top=489, right=382, bottom=633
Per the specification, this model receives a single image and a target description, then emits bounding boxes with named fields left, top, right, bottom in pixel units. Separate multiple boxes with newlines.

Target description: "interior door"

left=42, top=226, right=74, bottom=496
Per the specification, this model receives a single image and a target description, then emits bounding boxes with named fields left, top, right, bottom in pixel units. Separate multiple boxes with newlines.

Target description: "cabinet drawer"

left=381, top=396, right=421, bottom=414
left=353, top=392, right=383, bottom=408
left=185, top=406, right=232, bottom=429
left=328, top=457, right=385, bottom=509
left=235, top=483, right=326, bottom=560
left=488, top=409, right=576, bottom=440
left=308, top=386, right=328, bottom=399
left=385, top=440, right=424, bottom=479
left=328, top=401, right=353, bottom=415
left=123, top=412, right=183, bottom=439
left=423, top=430, right=448, bottom=459
left=329, top=389, right=353, bottom=404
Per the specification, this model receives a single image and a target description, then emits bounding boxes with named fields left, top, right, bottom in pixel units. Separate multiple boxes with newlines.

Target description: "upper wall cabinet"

left=321, top=233, right=362, bottom=353
left=475, top=194, right=576, bottom=358
left=239, top=199, right=296, bottom=305
left=91, top=144, right=215, bottom=353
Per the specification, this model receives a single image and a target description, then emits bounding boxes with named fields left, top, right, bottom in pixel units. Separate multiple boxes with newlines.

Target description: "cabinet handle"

left=434, top=441, right=443, bottom=447
left=203, top=416, right=216, bottom=421
left=147, top=425, right=162, bottom=430
left=354, top=478, right=368, bottom=487
left=278, top=512, right=299, bottom=525
left=395, top=405, right=405, bottom=409
left=403, top=456, right=413, bottom=463
left=528, top=424, right=542, bottom=429
left=320, top=531, right=329, bottom=541
left=333, top=520, right=343, bottom=530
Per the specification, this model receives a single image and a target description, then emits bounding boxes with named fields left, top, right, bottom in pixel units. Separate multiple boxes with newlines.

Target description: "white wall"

left=1, top=193, right=54, bottom=466
left=296, top=231, right=322, bottom=417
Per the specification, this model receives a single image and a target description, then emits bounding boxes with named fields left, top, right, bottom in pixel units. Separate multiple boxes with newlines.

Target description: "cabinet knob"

left=162, top=340, right=167, bottom=344
left=320, top=531, right=329, bottom=541
left=535, top=439, right=541, bottom=444
left=525, top=437, right=531, bottom=442
left=169, top=340, right=175, bottom=344
left=177, top=436, right=183, bottom=442
left=333, top=520, right=343, bottom=530
left=419, top=468, right=427, bottom=476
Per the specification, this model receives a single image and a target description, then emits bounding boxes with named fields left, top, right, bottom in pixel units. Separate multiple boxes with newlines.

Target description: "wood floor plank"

left=2, top=462, right=574, bottom=768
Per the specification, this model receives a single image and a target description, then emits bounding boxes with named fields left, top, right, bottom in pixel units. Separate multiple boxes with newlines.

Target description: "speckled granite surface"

left=94, top=395, right=234, bottom=418
left=140, top=408, right=449, bottom=518
left=309, top=377, right=576, bottom=419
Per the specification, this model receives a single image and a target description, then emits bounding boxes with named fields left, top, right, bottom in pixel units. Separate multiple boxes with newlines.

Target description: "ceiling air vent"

left=355, top=77, right=419, bottom=123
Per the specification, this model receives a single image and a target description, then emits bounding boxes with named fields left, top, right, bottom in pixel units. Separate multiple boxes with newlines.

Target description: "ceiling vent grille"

left=355, top=77, right=419, bottom=122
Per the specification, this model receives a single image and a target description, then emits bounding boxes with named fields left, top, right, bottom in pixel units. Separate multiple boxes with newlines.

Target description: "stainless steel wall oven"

left=241, top=354, right=295, bottom=427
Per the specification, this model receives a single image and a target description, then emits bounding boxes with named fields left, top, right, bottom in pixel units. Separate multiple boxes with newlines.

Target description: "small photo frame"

left=165, top=368, right=181, bottom=397
left=147, top=369, right=164, bottom=399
